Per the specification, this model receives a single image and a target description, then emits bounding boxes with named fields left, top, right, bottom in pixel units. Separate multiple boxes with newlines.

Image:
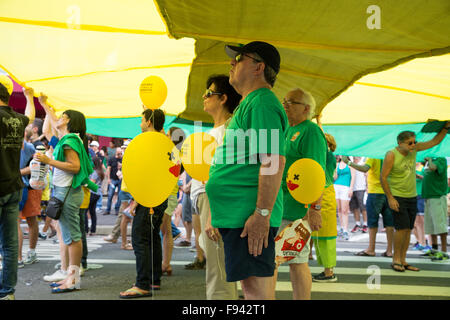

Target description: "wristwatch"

left=255, top=207, right=270, bottom=217
left=312, top=204, right=321, bottom=210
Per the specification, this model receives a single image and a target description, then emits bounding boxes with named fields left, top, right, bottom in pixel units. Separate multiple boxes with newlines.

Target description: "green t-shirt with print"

left=422, top=157, right=448, bottom=199
left=206, top=88, right=288, bottom=228
left=282, top=120, right=328, bottom=221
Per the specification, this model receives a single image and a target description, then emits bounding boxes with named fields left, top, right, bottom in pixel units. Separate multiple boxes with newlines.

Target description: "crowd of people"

left=0, top=40, right=449, bottom=300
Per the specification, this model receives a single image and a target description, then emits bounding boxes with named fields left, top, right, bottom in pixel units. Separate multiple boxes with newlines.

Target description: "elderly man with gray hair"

left=272, top=88, right=328, bottom=299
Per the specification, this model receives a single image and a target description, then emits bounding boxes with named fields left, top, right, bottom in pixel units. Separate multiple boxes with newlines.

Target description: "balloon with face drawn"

left=286, top=158, right=325, bottom=205
left=122, top=131, right=181, bottom=207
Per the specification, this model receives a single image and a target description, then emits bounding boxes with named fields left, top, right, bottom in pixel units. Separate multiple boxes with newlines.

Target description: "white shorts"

left=334, top=184, right=351, bottom=201
left=276, top=219, right=311, bottom=265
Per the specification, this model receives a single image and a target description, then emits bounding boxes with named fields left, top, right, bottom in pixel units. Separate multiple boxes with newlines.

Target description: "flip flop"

left=403, top=264, right=420, bottom=272
left=381, top=252, right=393, bottom=257
left=354, top=250, right=375, bottom=257
left=391, top=263, right=405, bottom=272
left=119, top=287, right=152, bottom=299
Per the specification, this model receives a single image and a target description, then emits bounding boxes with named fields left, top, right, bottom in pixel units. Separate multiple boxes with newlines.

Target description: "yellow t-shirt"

left=365, top=158, right=384, bottom=194
left=80, top=186, right=91, bottom=209
left=121, top=179, right=128, bottom=192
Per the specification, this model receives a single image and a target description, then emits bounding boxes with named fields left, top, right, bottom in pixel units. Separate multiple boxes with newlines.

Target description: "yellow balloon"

left=0, top=75, right=14, bottom=95
left=286, top=158, right=326, bottom=204
left=122, top=132, right=181, bottom=207
left=180, top=132, right=218, bottom=182
left=139, top=75, right=167, bottom=109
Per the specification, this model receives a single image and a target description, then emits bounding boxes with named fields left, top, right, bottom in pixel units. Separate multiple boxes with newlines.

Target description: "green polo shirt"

left=282, top=120, right=328, bottom=221
left=422, top=157, right=448, bottom=199
left=206, top=88, right=288, bottom=228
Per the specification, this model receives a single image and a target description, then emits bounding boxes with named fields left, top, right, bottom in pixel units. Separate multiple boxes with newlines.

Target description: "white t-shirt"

left=353, top=158, right=367, bottom=191
left=190, top=124, right=226, bottom=211
left=52, top=145, right=74, bottom=187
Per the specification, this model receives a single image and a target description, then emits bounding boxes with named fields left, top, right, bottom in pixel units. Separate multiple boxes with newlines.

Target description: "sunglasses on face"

left=235, top=53, right=262, bottom=64
left=282, top=99, right=306, bottom=106
left=204, top=89, right=223, bottom=98
left=407, top=140, right=417, bottom=146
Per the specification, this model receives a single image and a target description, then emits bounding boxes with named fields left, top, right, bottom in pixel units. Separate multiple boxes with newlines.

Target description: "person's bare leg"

left=120, top=216, right=131, bottom=248
left=439, top=234, right=447, bottom=252
left=289, top=263, right=311, bottom=300
left=161, top=213, right=174, bottom=271
left=385, top=226, right=394, bottom=256
left=27, top=216, right=38, bottom=250
left=392, top=229, right=406, bottom=270
left=365, top=227, right=377, bottom=255
left=240, top=276, right=274, bottom=300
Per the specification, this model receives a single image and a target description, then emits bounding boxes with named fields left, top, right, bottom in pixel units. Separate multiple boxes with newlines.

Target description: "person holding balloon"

left=206, top=41, right=288, bottom=300
left=273, top=88, right=328, bottom=300
left=119, top=108, right=169, bottom=298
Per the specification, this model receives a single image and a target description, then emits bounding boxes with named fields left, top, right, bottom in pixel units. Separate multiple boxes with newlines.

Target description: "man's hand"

left=306, top=208, right=322, bottom=231
left=240, top=212, right=270, bottom=257
left=38, top=93, right=48, bottom=105
left=387, top=196, right=400, bottom=212
left=23, top=87, right=34, bottom=100
left=341, top=155, right=350, bottom=164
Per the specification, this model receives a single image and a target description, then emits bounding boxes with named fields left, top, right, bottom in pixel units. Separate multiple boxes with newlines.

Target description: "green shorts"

left=424, top=196, right=448, bottom=235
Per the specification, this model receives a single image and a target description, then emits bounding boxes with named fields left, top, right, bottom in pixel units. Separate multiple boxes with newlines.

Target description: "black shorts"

left=392, top=196, right=417, bottom=230
left=219, top=227, right=278, bottom=282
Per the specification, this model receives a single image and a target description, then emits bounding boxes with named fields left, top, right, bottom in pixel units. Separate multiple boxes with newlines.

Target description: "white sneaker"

left=43, top=269, right=68, bottom=282
left=23, top=251, right=38, bottom=265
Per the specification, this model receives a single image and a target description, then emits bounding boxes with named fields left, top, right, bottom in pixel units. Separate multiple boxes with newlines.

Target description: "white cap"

left=121, top=140, right=131, bottom=149
left=90, top=141, right=99, bottom=147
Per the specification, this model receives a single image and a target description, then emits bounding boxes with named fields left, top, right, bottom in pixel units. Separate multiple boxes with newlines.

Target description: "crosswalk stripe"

left=271, top=281, right=450, bottom=297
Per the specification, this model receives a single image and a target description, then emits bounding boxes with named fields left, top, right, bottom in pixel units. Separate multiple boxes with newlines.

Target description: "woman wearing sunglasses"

left=380, top=123, right=449, bottom=272
left=189, top=74, right=241, bottom=299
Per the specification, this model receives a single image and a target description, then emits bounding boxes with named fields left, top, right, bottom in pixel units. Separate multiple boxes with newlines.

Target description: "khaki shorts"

left=424, top=196, right=448, bottom=235
left=164, top=194, right=178, bottom=216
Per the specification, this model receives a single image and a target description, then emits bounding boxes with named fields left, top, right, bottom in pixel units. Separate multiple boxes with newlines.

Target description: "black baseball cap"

left=225, top=41, right=281, bottom=74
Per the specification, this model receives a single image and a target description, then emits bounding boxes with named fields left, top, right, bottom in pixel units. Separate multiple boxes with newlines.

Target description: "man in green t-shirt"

left=422, top=157, right=448, bottom=254
left=380, top=125, right=449, bottom=272
left=272, top=88, right=327, bottom=300
left=206, top=41, right=287, bottom=300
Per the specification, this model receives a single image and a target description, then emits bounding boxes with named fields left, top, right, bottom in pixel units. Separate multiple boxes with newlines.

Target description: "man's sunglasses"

left=204, top=89, right=223, bottom=98
left=407, top=140, right=417, bottom=146
left=235, top=53, right=262, bottom=64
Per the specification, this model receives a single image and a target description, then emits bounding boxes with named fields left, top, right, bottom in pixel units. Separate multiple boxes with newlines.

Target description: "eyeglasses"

left=282, top=99, right=306, bottom=106
left=235, top=53, right=262, bottom=64
left=204, top=89, right=223, bottom=98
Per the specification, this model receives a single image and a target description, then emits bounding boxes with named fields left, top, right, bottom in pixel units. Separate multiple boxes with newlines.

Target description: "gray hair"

left=294, top=87, right=316, bottom=120
left=253, top=53, right=278, bottom=87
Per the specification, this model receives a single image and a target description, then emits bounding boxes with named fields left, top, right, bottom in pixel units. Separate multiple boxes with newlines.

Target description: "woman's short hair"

left=206, top=75, right=241, bottom=114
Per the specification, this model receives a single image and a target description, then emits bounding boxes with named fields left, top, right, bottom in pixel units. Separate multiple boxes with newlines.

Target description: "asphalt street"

left=10, top=208, right=450, bottom=302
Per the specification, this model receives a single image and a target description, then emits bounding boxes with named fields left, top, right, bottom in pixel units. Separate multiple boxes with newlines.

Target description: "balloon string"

left=150, top=210, right=154, bottom=300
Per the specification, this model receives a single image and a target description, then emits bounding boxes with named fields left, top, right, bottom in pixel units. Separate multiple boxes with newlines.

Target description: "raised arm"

left=416, top=121, right=449, bottom=152
left=23, top=87, right=35, bottom=124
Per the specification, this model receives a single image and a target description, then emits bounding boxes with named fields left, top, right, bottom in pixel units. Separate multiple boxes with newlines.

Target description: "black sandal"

left=391, top=263, right=405, bottom=272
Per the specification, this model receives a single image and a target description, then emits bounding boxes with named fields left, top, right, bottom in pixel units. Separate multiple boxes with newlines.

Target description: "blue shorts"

left=119, top=190, right=133, bottom=203
left=182, top=194, right=193, bottom=222
left=416, top=195, right=425, bottom=215
left=219, top=227, right=278, bottom=282
left=366, top=193, right=394, bottom=228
